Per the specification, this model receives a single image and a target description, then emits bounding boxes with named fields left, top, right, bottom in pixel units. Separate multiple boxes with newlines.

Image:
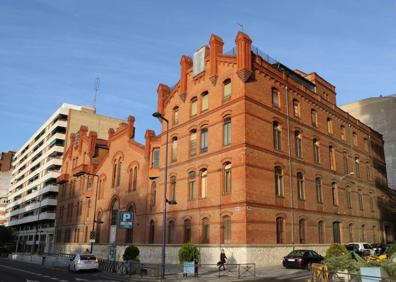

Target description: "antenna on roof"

left=93, top=76, right=100, bottom=110
left=237, top=23, right=244, bottom=32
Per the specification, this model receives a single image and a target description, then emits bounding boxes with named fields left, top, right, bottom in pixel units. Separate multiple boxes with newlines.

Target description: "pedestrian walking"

left=217, top=249, right=227, bottom=271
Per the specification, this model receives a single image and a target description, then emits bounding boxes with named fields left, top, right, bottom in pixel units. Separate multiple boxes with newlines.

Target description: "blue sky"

left=1, top=0, right=395, bottom=152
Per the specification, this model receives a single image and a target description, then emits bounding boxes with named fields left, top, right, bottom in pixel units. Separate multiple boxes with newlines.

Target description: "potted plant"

left=123, top=245, right=140, bottom=274
left=178, top=243, right=200, bottom=276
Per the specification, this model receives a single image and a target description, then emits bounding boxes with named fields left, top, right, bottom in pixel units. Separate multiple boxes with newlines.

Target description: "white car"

left=69, top=253, right=99, bottom=272
left=345, top=242, right=375, bottom=256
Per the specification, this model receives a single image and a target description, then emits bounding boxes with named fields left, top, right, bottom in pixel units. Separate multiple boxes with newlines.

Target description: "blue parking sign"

left=118, top=211, right=134, bottom=229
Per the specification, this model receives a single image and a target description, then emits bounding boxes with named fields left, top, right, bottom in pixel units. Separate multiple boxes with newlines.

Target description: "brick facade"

left=55, top=32, right=396, bottom=249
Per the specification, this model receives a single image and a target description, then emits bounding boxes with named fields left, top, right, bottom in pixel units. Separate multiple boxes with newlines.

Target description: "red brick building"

left=55, top=32, right=395, bottom=255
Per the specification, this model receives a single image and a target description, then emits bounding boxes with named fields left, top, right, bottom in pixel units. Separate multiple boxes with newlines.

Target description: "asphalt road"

left=0, top=257, right=125, bottom=282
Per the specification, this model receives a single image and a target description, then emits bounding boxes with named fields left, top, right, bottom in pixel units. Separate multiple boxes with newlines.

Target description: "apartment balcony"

left=8, top=211, right=56, bottom=226
left=57, top=173, right=69, bottom=184
left=72, top=164, right=91, bottom=177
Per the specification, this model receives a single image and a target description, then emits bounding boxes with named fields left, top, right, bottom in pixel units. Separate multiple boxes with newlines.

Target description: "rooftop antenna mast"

left=93, top=76, right=100, bottom=110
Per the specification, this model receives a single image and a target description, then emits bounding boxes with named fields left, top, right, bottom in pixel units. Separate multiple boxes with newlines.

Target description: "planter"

left=183, top=261, right=196, bottom=276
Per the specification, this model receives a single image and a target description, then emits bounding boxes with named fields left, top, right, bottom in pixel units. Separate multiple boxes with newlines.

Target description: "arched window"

left=168, top=221, right=175, bottom=244
left=189, top=129, right=197, bottom=157
left=329, top=146, right=336, bottom=171
left=275, top=166, right=283, bottom=197
left=315, top=177, right=323, bottom=203
left=313, top=139, right=320, bottom=163
left=133, top=167, right=137, bottom=191
left=293, top=99, right=300, bottom=117
left=151, top=182, right=157, bottom=207
left=152, top=148, right=160, bottom=168
left=149, top=220, right=155, bottom=244
left=173, top=106, right=179, bottom=125
left=202, top=218, right=209, bottom=243
left=191, top=97, right=198, bottom=116
left=318, top=221, right=324, bottom=243
left=200, top=169, right=207, bottom=199
left=273, top=121, right=281, bottom=151
left=224, top=163, right=232, bottom=193
left=125, top=205, right=134, bottom=243
left=112, top=161, right=117, bottom=187
left=223, top=216, right=231, bottom=244
left=184, top=219, right=192, bottom=243
left=171, top=137, right=178, bottom=162
left=170, top=176, right=176, bottom=201
left=297, top=172, right=304, bottom=201
left=188, top=172, right=196, bottom=200
left=354, top=157, right=360, bottom=177
left=358, top=192, right=363, bottom=211
left=333, top=222, right=341, bottom=243
left=348, top=223, right=353, bottom=242
left=200, top=126, right=208, bottom=153
left=201, top=91, right=208, bottom=111
left=276, top=217, right=284, bottom=244
left=110, top=199, right=119, bottom=226
left=299, top=219, right=306, bottom=244
left=223, top=79, right=231, bottom=100
left=327, top=118, right=333, bottom=134
left=346, top=188, right=352, bottom=209
left=128, top=168, right=133, bottom=192
left=343, top=152, right=349, bottom=174
left=272, top=88, right=280, bottom=108
left=116, top=159, right=122, bottom=186
left=295, top=131, right=302, bottom=158
left=223, top=116, right=232, bottom=146
left=332, top=182, right=338, bottom=206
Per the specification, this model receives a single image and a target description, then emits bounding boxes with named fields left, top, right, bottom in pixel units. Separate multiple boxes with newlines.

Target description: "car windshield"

left=80, top=255, right=96, bottom=260
left=363, top=244, right=373, bottom=249
left=288, top=250, right=305, bottom=256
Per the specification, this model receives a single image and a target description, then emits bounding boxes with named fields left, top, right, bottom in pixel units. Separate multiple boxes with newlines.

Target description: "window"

left=111, top=199, right=119, bottom=226
left=293, top=99, right=300, bottom=117
left=313, top=139, right=320, bottom=163
left=191, top=97, right=198, bottom=116
left=188, top=171, right=196, bottom=200
left=348, top=224, right=353, bottom=242
left=168, top=221, right=175, bottom=244
left=340, top=125, right=346, bottom=141
left=112, top=161, right=117, bottom=187
left=364, top=138, right=369, bottom=151
left=173, top=107, right=179, bottom=125
left=329, top=146, right=336, bottom=171
left=149, top=220, right=155, bottom=243
left=201, top=91, right=208, bottom=111
left=318, top=221, right=324, bottom=243
left=170, top=176, right=176, bottom=201
left=116, top=160, right=122, bottom=186
left=353, top=132, right=358, bottom=146
left=128, top=168, right=133, bottom=192
left=200, top=127, right=208, bottom=153
left=222, top=216, right=231, bottom=244
left=202, top=218, right=209, bottom=243
left=315, top=177, right=323, bottom=203
left=275, top=166, right=283, bottom=197
left=299, top=219, right=306, bottom=244
left=354, top=157, right=360, bottom=177
left=343, top=152, right=349, bottom=174
left=273, top=121, right=281, bottom=151
left=151, top=182, right=156, bottom=207
left=200, top=169, right=207, bottom=199
left=327, top=118, right=333, bottom=134
left=276, top=217, right=284, bottom=244
left=358, top=193, right=363, bottom=211
left=297, top=172, right=304, bottom=201
left=367, top=164, right=372, bottom=181
left=132, top=167, right=137, bottom=191
left=311, top=109, right=318, bottom=127
left=272, top=88, right=280, bottom=108
left=332, top=182, right=338, bottom=206
left=223, top=117, right=231, bottom=146
left=184, top=219, right=191, bottom=243
left=223, top=79, right=232, bottom=100
left=333, top=222, right=341, bottom=243
left=346, top=188, right=352, bottom=209
left=295, top=131, right=302, bottom=158
left=189, top=130, right=197, bottom=157
left=224, top=163, right=232, bottom=193
left=152, top=148, right=160, bottom=168
left=171, top=137, right=178, bottom=162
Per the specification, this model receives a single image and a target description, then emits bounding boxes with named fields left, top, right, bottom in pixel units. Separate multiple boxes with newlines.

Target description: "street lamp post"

left=152, top=111, right=170, bottom=279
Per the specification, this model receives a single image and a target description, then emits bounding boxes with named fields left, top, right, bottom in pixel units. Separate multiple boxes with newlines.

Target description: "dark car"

left=282, top=250, right=324, bottom=270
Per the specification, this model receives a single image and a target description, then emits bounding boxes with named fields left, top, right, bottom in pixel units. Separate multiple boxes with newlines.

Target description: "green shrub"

left=387, top=242, right=396, bottom=257
left=325, top=243, right=349, bottom=259
left=178, top=243, right=200, bottom=263
left=325, top=255, right=363, bottom=274
left=123, top=245, right=140, bottom=261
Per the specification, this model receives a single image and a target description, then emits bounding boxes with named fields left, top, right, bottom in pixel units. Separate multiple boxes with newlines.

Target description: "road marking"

left=0, top=264, right=69, bottom=282
left=26, top=280, right=40, bottom=282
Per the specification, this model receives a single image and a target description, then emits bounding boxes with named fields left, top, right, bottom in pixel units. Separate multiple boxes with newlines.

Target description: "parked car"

left=371, top=243, right=388, bottom=256
left=345, top=242, right=374, bottom=257
left=68, top=254, right=99, bottom=272
left=282, top=250, right=324, bottom=270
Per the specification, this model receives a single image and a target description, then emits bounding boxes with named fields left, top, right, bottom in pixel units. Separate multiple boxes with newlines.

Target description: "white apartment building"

left=6, top=103, right=124, bottom=253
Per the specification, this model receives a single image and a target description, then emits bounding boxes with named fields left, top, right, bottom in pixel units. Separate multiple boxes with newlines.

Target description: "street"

left=0, top=257, right=124, bottom=282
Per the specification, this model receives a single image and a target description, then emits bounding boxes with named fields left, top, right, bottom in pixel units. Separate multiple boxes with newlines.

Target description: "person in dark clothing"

left=218, top=249, right=227, bottom=271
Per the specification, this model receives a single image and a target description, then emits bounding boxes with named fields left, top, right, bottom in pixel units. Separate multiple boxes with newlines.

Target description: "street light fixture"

left=152, top=111, right=175, bottom=279
left=73, top=171, right=101, bottom=253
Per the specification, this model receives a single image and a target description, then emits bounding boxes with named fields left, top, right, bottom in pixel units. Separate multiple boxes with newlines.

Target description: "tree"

left=0, top=226, right=15, bottom=244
